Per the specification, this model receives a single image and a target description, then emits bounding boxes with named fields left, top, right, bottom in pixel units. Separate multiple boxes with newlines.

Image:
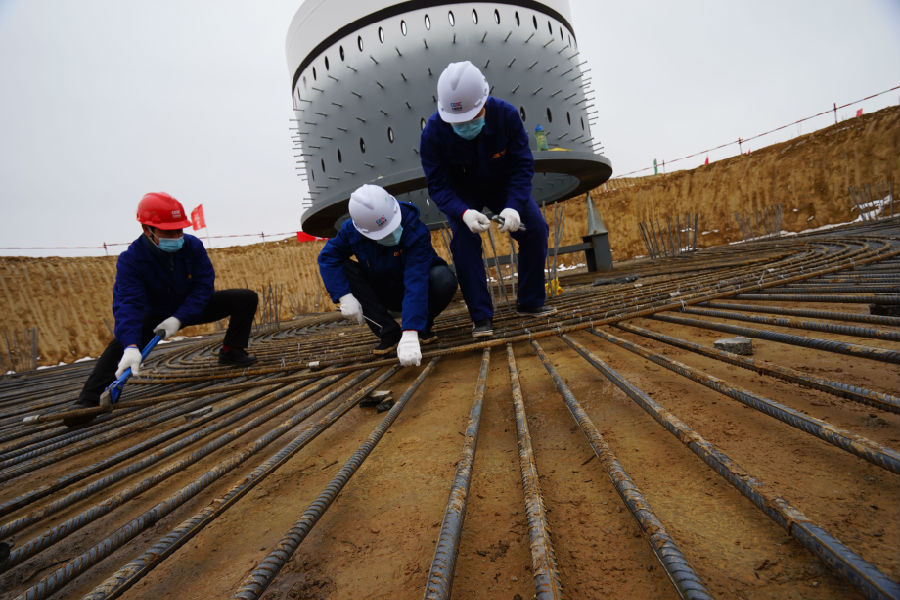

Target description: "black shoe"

left=372, top=331, right=401, bottom=355
left=420, top=329, right=438, bottom=345
left=516, top=304, right=558, bottom=317
left=63, top=397, right=99, bottom=427
left=219, top=347, right=257, bottom=367
left=472, top=319, right=493, bottom=338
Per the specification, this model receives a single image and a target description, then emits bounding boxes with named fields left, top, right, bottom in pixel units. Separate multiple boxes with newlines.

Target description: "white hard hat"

left=437, top=61, right=489, bottom=123
left=348, top=184, right=401, bottom=240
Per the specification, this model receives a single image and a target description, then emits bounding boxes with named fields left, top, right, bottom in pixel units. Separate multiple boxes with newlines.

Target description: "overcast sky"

left=1, top=1, right=897, bottom=257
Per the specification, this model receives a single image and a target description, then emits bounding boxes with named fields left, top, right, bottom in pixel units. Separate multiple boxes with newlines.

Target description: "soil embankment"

left=1, top=106, right=897, bottom=367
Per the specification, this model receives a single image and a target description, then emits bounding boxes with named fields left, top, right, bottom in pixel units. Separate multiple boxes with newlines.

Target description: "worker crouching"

left=317, top=184, right=458, bottom=366
left=66, top=192, right=258, bottom=426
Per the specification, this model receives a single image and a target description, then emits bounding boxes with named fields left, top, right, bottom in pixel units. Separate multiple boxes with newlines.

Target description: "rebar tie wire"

left=530, top=339, right=713, bottom=600
left=424, top=348, right=490, bottom=600
left=560, top=333, right=900, bottom=600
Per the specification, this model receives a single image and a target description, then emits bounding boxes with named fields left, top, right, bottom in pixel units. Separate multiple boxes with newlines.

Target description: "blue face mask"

left=158, top=236, right=185, bottom=252
left=377, top=225, right=403, bottom=247
left=452, top=116, right=485, bottom=140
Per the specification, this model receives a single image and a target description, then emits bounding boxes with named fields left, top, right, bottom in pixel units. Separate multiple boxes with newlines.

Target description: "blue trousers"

left=449, top=199, right=549, bottom=322
left=343, top=260, right=458, bottom=340
left=78, top=289, right=258, bottom=403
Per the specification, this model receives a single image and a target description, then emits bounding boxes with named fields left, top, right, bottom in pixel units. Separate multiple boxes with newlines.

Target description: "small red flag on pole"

left=856, top=108, right=863, bottom=117
left=190, top=205, right=206, bottom=230
left=704, top=156, right=709, bottom=165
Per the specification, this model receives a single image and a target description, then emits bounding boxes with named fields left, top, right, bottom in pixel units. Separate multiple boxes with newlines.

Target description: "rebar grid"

left=0, top=220, right=897, bottom=599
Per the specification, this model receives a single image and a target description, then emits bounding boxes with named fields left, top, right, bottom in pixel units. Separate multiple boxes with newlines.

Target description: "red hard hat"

left=136, top=192, right=192, bottom=230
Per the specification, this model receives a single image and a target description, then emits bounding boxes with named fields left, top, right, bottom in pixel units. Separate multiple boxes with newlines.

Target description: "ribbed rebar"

left=652, top=313, right=900, bottom=364
left=531, top=339, right=714, bottom=600
left=0, top=377, right=337, bottom=538
left=424, top=348, right=491, bottom=600
left=507, top=343, right=563, bottom=600
left=699, top=301, right=900, bottom=326
left=85, top=366, right=402, bottom=600
left=590, top=327, right=900, bottom=473
left=733, top=293, right=900, bottom=304
left=614, top=321, right=900, bottom=414
left=680, top=305, right=900, bottom=341
left=561, top=333, right=900, bottom=600
left=227, top=363, right=427, bottom=600
left=9, top=372, right=374, bottom=596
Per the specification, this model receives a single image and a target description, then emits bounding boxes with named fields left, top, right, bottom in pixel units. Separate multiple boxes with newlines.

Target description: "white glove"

left=338, top=293, right=364, bottom=325
left=498, top=208, right=521, bottom=233
left=462, top=209, right=491, bottom=233
left=115, top=346, right=143, bottom=378
left=154, top=316, right=181, bottom=339
left=397, top=330, right=421, bottom=367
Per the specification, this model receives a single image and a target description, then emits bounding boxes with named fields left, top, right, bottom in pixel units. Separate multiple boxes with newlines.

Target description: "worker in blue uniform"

left=420, top=60, right=556, bottom=338
left=318, top=184, right=458, bottom=365
left=65, top=192, right=258, bottom=426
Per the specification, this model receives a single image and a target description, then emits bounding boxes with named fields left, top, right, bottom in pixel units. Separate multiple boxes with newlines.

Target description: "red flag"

left=296, top=231, right=328, bottom=242
left=704, top=156, right=709, bottom=165
left=856, top=108, right=863, bottom=117
left=190, top=205, right=206, bottom=230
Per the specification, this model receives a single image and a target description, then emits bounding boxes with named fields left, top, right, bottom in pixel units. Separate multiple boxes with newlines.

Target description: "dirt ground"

left=1, top=226, right=897, bottom=599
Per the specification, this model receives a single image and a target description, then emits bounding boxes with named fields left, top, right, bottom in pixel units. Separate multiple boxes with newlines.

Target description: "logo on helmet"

left=172, top=210, right=182, bottom=219
left=450, top=101, right=463, bottom=112
left=375, top=216, right=387, bottom=226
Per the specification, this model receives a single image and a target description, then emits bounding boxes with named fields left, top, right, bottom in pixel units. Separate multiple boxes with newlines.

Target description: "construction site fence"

left=597, top=85, right=900, bottom=186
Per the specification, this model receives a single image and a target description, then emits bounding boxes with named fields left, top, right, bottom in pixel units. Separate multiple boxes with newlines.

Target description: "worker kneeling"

left=318, top=184, right=458, bottom=366
left=67, top=192, right=258, bottom=425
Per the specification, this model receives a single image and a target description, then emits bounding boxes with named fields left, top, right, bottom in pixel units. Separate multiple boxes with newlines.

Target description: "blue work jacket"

left=113, top=234, right=215, bottom=347
left=318, top=202, right=442, bottom=332
left=420, top=96, right=535, bottom=221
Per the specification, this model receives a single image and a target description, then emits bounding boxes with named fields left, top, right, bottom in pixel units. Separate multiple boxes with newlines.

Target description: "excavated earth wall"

left=1, top=106, right=897, bottom=367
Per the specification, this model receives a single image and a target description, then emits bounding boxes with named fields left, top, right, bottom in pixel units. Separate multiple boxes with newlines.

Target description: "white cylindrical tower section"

left=287, top=0, right=611, bottom=236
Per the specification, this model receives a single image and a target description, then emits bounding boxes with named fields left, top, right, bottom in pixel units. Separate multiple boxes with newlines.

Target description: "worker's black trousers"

left=77, top=289, right=258, bottom=404
left=343, top=260, right=458, bottom=341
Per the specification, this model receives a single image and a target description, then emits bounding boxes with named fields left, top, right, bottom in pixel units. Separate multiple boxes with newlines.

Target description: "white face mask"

left=377, top=225, right=403, bottom=246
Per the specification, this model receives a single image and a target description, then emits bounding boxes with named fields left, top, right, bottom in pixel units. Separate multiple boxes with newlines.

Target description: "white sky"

left=0, top=0, right=897, bottom=257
